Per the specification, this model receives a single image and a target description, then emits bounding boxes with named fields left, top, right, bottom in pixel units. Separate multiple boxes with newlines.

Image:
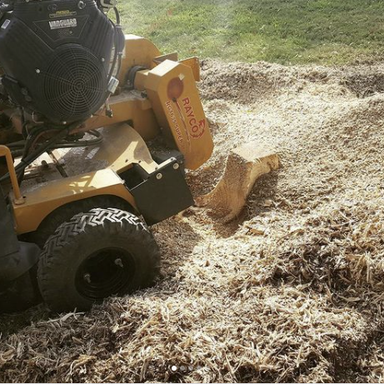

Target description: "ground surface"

left=120, top=0, right=384, bottom=65
left=1, top=60, right=384, bottom=382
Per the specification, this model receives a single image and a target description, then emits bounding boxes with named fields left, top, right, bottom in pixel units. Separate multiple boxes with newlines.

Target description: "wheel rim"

left=75, top=248, right=135, bottom=301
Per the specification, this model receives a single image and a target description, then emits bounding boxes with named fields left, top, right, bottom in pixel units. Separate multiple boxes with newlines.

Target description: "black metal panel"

left=0, top=187, right=40, bottom=283
left=0, top=186, right=19, bottom=257
left=128, top=158, right=194, bottom=226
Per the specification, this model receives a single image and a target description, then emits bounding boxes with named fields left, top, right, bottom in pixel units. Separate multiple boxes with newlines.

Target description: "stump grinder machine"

left=0, top=0, right=214, bottom=312
left=0, top=0, right=280, bottom=314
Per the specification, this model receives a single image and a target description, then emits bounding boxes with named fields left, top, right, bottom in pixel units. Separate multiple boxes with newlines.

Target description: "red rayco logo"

left=181, top=97, right=206, bottom=139
left=166, top=77, right=206, bottom=141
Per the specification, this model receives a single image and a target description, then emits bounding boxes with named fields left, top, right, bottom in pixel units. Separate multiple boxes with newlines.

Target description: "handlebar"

left=0, top=145, right=24, bottom=204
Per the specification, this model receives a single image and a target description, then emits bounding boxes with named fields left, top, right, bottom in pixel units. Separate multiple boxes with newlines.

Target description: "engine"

left=0, top=0, right=121, bottom=125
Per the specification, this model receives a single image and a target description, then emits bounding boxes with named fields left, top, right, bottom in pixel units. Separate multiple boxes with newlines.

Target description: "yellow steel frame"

left=12, top=169, right=137, bottom=234
left=0, top=145, right=24, bottom=205
left=2, top=35, right=214, bottom=236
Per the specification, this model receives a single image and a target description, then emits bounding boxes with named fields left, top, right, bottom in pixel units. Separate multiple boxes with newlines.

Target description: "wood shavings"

left=2, top=60, right=384, bottom=382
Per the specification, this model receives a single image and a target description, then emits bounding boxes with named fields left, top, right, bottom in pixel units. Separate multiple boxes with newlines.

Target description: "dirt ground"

left=1, top=59, right=384, bottom=383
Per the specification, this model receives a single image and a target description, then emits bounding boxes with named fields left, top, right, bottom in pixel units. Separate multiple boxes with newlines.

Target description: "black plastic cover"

left=0, top=187, right=40, bottom=282
left=128, top=159, right=194, bottom=226
left=0, top=186, right=19, bottom=258
left=0, top=0, right=114, bottom=124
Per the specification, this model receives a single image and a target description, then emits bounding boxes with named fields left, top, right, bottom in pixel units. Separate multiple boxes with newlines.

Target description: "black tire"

left=37, top=208, right=160, bottom=312
left=27, top=195, right=135, bottom=248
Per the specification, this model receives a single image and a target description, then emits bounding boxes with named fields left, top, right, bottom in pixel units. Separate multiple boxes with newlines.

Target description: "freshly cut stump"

left=197, top=141, right=279, bottom=222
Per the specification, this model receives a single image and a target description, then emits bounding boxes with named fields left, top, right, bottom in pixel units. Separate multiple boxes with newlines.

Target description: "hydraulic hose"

left=0, top=125, right=74, bottom=183
left=107, top=7, right=124, bottom=81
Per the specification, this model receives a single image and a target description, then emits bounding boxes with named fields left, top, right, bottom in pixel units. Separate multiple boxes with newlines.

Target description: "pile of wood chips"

left=1, top=59, right=384, bottom=383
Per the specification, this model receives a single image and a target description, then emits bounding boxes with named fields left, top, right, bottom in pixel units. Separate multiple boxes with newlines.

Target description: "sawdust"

left=2, top=59, right=384, bottom=382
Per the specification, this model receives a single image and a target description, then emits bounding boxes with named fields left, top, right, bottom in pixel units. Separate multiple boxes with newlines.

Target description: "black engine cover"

left=0, top=0, right=114, bottom=124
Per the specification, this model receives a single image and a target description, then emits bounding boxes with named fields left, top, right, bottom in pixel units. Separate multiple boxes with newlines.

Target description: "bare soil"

left=1, top=59, right=384, bottom=383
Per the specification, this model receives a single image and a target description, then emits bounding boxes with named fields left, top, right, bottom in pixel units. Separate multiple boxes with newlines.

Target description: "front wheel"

left=37, top=208, right=160, bottom=312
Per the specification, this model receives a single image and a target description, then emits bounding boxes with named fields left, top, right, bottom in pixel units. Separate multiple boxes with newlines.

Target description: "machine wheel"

left=29, top=195, right=135, bottom=248
left=37, top=208, right=160, bottom=312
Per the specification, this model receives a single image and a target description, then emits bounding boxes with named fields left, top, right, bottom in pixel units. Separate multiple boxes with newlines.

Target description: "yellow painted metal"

left=74, top=35, right=210, bottom=170
left=135, top=58, right=201, bottom=89
left=12, top=169, right=137, bottom=235
left=78, top=60, right=212, bottom=170
left=179, top=57, right=201, bottom=82
left=145, top=60, right=214, bottom=170
left=134, top=70, right=150, bottom=91
left=153, top=52, right=179, bottom=64
left=78, top=92, right=160, bottom=140
left=118, top=34, right=161, bottom=84
left=75, top=35, right=163, bottom=137
left=94, top=123, right=158, bottom=175
left=153, top=55, right=200, bottom=82
left=0, top=145, right=24, bottom=204
left=7, top=35, right=214, bottom=237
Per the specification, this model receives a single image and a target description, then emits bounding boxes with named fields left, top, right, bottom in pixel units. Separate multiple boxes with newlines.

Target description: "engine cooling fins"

left=42, top=45, right=108, bottom=124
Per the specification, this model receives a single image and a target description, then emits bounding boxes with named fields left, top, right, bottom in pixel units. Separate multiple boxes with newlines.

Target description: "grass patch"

left=118, top=0, right=384, bottom=65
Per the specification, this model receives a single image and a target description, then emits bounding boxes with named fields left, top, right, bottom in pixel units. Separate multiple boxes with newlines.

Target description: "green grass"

left=117, top=0, right=384, bottom=65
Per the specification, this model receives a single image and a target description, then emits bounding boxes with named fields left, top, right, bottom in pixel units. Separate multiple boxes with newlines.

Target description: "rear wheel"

left=37, top=208, right=160, bottom=312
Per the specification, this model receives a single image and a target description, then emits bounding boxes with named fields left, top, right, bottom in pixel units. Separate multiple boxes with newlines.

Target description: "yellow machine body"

left=77, top=35, right=213, bottom=170
left=12, top=169, right=136, bottom=235
left=1, top=35, right=214, bottom=235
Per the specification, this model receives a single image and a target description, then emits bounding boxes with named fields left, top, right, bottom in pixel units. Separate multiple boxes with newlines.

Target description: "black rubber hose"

left=107, top=20, right=118, bottom=81
left=0, top=127, right=72, bottom=183
left=107, top=8, right=124, bottom=81
left=7, top=130, right=103, bottom=154
left=114, top=6, right=121, bottom=25
left=114, top=7, right=125, bottom=76
left=16, top=129, right=70, bottom=174
left=22, top=125, right=51, bottom=160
